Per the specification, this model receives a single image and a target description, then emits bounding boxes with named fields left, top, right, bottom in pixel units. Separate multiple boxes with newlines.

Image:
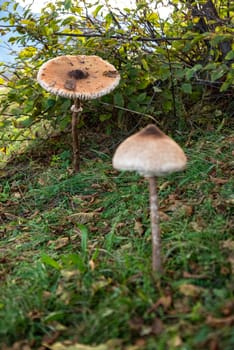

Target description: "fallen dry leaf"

left=206, top=315, right=234, bottom=327
left=134, top=219, right=144, bottom=235
left=27, top=309, right=43, bottom=320
left=158, top=210, right=170, bottom=221
left=49, top=339, right=122, bottom=350
left=67, top=212, right=98, bottom=224
left=183, top=271, right=207, bottom=279
left=47, top=237, right=70, bottom=250
left=179, top=283, right=204, bottom=297
left=163, top=200, right=194, bottom=216
left=208, top=338, right=219, bottom=350
left=209, top=176, right=229, bottom=185
left=221, top=300, right=234, bottom=316
left=151, top=317, right=164, bottom=335
left=89, top=259, right=95, bottom=271
left=42, top=331, right=60, bottom=346
left=168, top=335, right=183, bottom=348
left=1, top=340, right=33, bottom=350
left=159, top=181, right=170, bottom=191
left=222, top=240, right=234, bottom=250
left=147, top=295, right=172, bottom=313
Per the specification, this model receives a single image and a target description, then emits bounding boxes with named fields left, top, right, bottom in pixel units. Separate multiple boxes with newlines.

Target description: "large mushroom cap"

left=37, top=55, right=120, bottom=100
left=113, top=124, right=187, bottom=177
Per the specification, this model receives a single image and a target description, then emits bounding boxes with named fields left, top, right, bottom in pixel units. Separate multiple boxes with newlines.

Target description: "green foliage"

left=0, top=128, right=233, bottom=348
left=0, top=0, right=233, bottom=144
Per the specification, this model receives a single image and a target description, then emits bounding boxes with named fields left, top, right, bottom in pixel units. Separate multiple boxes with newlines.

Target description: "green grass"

left=0, top=129, right=233, bottom=349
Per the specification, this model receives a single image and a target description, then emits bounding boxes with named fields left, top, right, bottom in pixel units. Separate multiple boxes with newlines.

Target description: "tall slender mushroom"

left=37, top=55, right=120, bottom=172
left=112, top=124, right=187, bottom=273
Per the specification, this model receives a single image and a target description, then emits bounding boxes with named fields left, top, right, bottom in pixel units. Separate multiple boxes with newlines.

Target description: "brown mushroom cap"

left=37, top=55, right=120, bottom=100
left=113, top=124, right=187, bottom=177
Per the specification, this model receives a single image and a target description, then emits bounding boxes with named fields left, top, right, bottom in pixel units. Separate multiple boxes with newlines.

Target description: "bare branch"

left=54, top=31, right=191, bottom=42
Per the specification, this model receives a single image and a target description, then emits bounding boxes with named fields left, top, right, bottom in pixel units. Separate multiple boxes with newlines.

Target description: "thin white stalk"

left=148, top=176, right=162, bottom=273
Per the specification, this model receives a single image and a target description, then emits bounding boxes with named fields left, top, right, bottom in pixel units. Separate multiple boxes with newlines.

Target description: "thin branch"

left=100, top=102, right=157, bottom=122
left=54, top=32, right=191, bottom=42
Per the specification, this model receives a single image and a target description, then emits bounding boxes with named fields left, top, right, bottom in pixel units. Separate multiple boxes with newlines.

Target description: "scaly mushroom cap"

left=37, top=55, right=120, bottom=100
left=113, top=124, right=187, bottom=177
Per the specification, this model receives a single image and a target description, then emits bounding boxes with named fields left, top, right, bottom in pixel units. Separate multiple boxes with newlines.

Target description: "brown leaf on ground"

left=47, top=237, right=70, bottom=250
left=221, top=300, right=234, bottom=316
left=206, top=315, right=234, bottom=327
left=208, top=338, right=219, bottom=350
left=89, top=259, right=95, bottom=271
left=129, top=316, right=144, bottom=332
left=162, top=199, right=194, bottom=217
left=209, top=176, right=229, bottom=185
left=179, top=283, right=204, bottom=297
left=27, top=309, right=44, bottom=320
left=183, top=271, right=208, bottom=279
left=49, top=339, right=122, bottom=350
left=167, top=335, right=183, bottom=348
left=147, top=295, right=172, bottom=314
left=1, top=340, right=33, bottom=350
left=151, top=317, right=164, bottom=335
left=129, top=316, right=164, bottom=337
left=67, top=212, right=98, bottom=224
left=41, top=331, right=60, bottom=347
left=158, top=210, right=170, bottom=221
left=172, top=298, right=191, bottom=314
left=190, top=215, right=206, bottom=232
left=222, top=240, right=234, bottom=250
left=133, top=338, right=146, bottom=348
left=134, top=218, right=144, bottom=235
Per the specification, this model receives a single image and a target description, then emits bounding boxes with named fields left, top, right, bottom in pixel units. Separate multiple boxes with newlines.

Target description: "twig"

left=54, top=32, right=191, bottom=42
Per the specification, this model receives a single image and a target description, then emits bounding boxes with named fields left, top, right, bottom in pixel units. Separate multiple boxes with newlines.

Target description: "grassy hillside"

left=0, top=127, right=233, bottom=349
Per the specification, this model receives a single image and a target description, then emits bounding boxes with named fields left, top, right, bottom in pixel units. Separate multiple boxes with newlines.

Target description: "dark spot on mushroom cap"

left=64, top=79, right=76, bottom=90
left=103, top=70, right=119, bottom=77
left=140, top=124, right=164, bottom=137
left=68, top=69, right=89, bottom=80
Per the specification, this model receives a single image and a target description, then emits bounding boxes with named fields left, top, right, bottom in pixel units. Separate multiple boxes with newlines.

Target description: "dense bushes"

left=0, top=0, right=233, bottom=143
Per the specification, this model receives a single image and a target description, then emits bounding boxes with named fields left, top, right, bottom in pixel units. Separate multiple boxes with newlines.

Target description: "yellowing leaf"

left=19, top=47, right=37, bottom=58
left=179, top=284, right=204, bottom=297
left=50, top=339, right=122, bottom=350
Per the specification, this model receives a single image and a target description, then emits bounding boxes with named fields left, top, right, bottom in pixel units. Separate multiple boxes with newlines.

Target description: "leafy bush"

left=0, top=0, right=233, bottom=147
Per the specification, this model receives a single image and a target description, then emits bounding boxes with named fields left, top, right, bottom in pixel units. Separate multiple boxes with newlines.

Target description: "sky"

left=0, top=0, right=172, bottom=63
left=16, top=0, right=172, bottom=17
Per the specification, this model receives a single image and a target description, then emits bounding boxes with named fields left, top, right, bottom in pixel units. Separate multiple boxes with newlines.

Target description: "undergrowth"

left=0, top=128, right=233, bottom=350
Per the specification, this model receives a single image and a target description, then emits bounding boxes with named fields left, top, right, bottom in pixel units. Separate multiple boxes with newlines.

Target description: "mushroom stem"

left=71, top=98, right=83, bottom=172
left=148, top=176, right=162, bottom=273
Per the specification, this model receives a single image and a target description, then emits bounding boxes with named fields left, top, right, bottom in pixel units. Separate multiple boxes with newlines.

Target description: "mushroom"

left=37, top=55, right=120, bottom=172
left=112, top=124, right=187, bottom=273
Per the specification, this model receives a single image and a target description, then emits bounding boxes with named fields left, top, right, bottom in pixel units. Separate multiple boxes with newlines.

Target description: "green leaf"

left=62, top=253, right=86, bottom=272
left=181, top=83, right=192, bottom=94
left=41, top=254, right=62, bottom=270
left=105, top=13, right=113, bottom=30
left=211, top=66, right=227, bottom=81
left=204, top=63, right=217, bottom=70
left=77, top=224, right=89, bottom=254
left=93, top=5, right=103, bottom=17
left=141, top=58, right=149, bottom=71
left=114, top=92, right=124, bottom=107
left=225, top=50, right=234, bottom=61
left=64, top=0, right=72, bottom=10
left=136, top=92, right=147, bottom=103
left=185, top=64, right=203, bottom=80
left=211, top=34, right=227, bottom=46
left=43, top=98, right=56, bottom=109
left=99, top=114, right=111, bottom=122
